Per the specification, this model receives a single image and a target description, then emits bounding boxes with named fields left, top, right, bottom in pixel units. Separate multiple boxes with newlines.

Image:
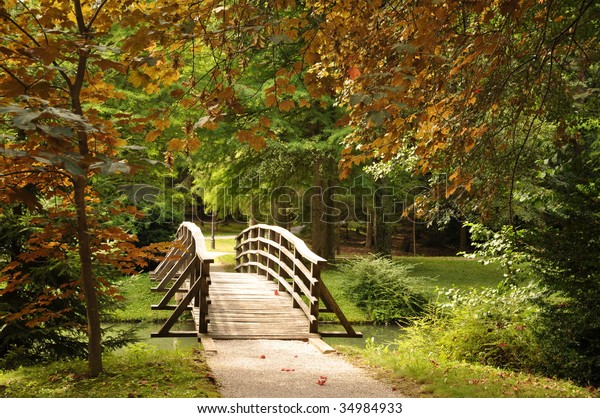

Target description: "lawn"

left=0, top=345, right=220, bottom=398
left=400, top=256, right=505, bottom=290
left=113, top=273, right=170, bottom=323
left=339, top=344, right=597, bottom=398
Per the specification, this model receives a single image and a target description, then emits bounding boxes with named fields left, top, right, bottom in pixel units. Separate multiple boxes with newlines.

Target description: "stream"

left=114, top=322, right=404, bottom=351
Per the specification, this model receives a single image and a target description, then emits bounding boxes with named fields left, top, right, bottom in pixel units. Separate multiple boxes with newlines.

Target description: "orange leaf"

left=265, top=94, right=278, bottom=108
left=278, top=99, right=295, bottom=112
left=145, top=130, right=160, bottom=142
left=348, top=66, right=361, bottom=80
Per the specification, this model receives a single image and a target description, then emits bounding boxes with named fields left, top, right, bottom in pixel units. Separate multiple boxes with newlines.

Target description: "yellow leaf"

left=167, top=138, right=184, bottom=151
left=154, top=118, right=171, bottom=131
left=145, top=130, right=160, bottom=142
left=128, top=71, right=145, bottom=88
left=144, top=83, right=160, bottom=95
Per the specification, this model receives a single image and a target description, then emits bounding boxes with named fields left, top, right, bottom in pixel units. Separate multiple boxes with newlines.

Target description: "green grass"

left=113, top=274, right=170, bottom=323
left=321, top=268, right=373, bottom=323
left=205, top=238, right=236, bottom=253
left=0, top=345, right=220, bottom=398
left=339, top=344, right=597, bottom=398
left=211, top=222, right=247, bottom=235
left=399, top=256, right=505, bottom=290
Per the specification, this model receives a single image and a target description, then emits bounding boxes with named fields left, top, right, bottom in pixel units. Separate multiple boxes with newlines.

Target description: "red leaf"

left=260, top=355, right=266, bottom=359
left=348, top=66, right=361, bottom=80
left=274, top=290, right=279, bottom=296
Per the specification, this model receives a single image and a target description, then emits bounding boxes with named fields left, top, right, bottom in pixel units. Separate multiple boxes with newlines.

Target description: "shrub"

left=431, top=283, right=545, bottom=371
left=339, top=256, right=431, bottom=324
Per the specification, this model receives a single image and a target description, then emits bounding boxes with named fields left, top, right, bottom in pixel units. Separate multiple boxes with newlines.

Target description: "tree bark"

left=365, top=207, right=374, bottom=250
left=373, top=180, right=392, bottom=258
left=310, top=160, right=336, bottom=260
left=73, top=175, right=103, bottom=377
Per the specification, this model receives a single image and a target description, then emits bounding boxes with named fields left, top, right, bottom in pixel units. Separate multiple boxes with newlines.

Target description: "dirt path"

left=205, top=339, right=401, bottom=398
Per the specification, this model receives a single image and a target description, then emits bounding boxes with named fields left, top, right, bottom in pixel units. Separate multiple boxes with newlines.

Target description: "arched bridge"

left=150, top=222, right=361, bottom=341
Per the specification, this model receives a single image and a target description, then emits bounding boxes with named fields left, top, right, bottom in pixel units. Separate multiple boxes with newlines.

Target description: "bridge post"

left=309, top=262, right=322, bottom=334
left=199, top=258, right=210, bottom=333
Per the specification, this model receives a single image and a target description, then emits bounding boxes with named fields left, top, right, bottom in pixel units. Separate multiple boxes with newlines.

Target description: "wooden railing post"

left=309, top=262, right=322, bottom=334
left=199, top=258, right=210, bottom=334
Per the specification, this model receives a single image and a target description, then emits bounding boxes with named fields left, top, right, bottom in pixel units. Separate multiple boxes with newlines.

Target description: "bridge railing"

left=150, top=221, right=213, bottom=338
left=235, top=224, right=360, bottom=337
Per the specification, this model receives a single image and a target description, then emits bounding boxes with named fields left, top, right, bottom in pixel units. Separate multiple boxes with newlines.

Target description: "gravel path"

left=205, top=339, right=401, bottom=398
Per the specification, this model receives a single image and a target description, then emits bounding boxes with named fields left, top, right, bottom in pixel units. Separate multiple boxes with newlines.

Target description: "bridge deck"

left=192, top=271, right=311, bottom=340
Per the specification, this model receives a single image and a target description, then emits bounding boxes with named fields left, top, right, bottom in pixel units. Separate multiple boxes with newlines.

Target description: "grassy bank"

left=336, top=343, right=597, bottom=398
left=113, top=273, right=169, bottom=323
left=0, top=345, right=220, bottom=398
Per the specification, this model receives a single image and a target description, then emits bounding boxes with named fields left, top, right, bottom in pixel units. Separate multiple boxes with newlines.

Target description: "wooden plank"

left=199, top=335, right=218, bottom=354
left=309, top=337, right=336, bottom=354
left=191, top=269, right=313, bottom=340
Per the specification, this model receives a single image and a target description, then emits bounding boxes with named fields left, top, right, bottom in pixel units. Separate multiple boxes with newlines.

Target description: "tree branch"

left=87, top=0, right=110, bottom=32
left=17, top=0, right=49, bottom=46
left=0, top=8, right=41, bottom=47
left=0, top=63, right=29, bottom=92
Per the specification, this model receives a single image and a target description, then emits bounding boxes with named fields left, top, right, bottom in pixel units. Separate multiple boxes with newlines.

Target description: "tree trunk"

left=365, top=207, right=374, bottom=250
left=459, top=222, right=470, bottom=252
left=68, top=17, right=103, bottom=375
left=373, top=180, right=392, bottom=258
left=310, top=160, right=336, bottom=260
left=73, top=176, right=103, bottom=377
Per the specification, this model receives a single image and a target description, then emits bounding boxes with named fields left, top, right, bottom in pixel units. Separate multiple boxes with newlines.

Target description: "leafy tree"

left=525, top=131, right=600, bottom=385
left=0, top=0, right=184, bottom=376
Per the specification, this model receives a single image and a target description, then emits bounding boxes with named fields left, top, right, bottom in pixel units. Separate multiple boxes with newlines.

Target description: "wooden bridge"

left=150, top=222, right=361, bottom=341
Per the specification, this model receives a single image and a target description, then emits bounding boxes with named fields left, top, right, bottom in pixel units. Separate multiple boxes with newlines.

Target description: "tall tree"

left=0, top=0, right=185, bottom=376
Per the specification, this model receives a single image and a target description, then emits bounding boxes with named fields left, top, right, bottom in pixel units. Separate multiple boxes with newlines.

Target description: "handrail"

left=151, top=222, right=213, bottom=338
left=235, top=224, right=359, bottom=337
left=180, top=221, right=214, bottom=263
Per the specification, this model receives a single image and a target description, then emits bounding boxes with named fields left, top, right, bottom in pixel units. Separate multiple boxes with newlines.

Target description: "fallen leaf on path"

left=316, top=376, right=328, bottom=385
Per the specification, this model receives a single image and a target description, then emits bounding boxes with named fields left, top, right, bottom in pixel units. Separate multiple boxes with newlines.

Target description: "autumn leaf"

left=348, top=66, right=361, bottom=80
left=278, top=99, right=295, bottom=112
left=265, top=94, right=278, bottom=108
left=145, top=130, right=161, bottom=143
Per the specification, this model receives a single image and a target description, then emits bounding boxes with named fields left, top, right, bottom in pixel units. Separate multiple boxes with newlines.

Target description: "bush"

left=430, top=283, right=545, bottom=371
left=339, top=256, right=431, bottom=324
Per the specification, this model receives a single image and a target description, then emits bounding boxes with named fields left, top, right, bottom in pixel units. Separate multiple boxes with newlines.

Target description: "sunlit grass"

left=113, top=274, right=170, bottom=323
left=400, top=256, right=505, bottom=290
left=0, top=345, right=220, bottom=398
left=339, top=343, right=598, bottom=398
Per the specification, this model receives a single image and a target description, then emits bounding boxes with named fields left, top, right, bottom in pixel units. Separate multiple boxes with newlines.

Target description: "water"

left=118, top=322, right=403, bottom=351
left=321, top=324, right=404, bottom=349
left=111, top=322, right=199, bottom=351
